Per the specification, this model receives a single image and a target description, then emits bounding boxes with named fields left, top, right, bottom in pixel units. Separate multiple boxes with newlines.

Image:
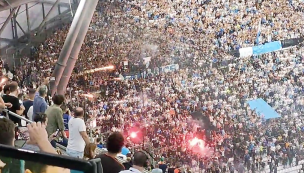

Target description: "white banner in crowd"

left=159, top=64, right=179, bottom=73
left=239, top=47, right=253, bottom=58
left=124, top=64, right=179, bottom=80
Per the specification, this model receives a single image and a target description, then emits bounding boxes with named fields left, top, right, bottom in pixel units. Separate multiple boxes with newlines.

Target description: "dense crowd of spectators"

left=1, top=0, right=304, bottom=172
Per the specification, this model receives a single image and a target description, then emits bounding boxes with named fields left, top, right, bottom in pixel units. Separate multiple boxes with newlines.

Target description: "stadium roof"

left=0, top=0, right=46, bottom=12
left=0, top=0, right=74, bottom=49
left=0, top=0, right=72, bottom=11
left=0, top=0, right=24, bottom=11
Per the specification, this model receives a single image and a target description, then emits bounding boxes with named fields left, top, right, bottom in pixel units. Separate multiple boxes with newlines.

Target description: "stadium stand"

left=1, top=0, right=304, bottom=173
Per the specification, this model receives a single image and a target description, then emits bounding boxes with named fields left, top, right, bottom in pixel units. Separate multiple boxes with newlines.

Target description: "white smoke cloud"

left=189, top=137, right=214, bottom=158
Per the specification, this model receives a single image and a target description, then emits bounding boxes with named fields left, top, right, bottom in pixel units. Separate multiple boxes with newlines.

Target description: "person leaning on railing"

left=0, top=83, right=12, bottom=112
left=0, top=84, right=12, bottom=118
left=2, top=82, right=25, bottom=126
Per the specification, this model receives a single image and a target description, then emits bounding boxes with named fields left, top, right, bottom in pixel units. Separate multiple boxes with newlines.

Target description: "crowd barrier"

left=3, top=109, right=33, bottom=124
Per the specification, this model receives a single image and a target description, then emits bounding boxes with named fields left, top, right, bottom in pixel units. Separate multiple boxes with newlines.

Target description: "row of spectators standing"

left=0, top=79, right=168, bottom=173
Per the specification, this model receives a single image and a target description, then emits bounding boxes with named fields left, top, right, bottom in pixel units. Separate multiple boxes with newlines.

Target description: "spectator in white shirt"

left=151, top=164, right=163, bottom=173
left=120, top=151, right=149, bottom=173
left=66, top=107, right=90, bottom=158
left=27, top=106, right=33, bottom=121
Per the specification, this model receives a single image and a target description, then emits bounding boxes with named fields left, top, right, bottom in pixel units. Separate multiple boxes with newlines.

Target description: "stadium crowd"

left=1, top=0, right=304, bottom=172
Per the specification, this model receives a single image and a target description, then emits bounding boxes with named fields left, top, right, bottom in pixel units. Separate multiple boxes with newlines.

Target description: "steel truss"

left=0, top=0, right=77, bottom=47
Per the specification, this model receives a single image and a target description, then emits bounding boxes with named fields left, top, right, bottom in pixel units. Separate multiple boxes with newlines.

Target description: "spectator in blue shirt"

left=33, top=85, right=48, bottom=120
left=96, top=137, right=103, bottom=149
left=61, top=103, right=72, bottom=130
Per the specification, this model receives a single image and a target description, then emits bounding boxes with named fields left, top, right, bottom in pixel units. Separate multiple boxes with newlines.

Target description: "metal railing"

left=3, top=109, right=33, bottom=124
left=2, top=109, right=155, bottom=166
